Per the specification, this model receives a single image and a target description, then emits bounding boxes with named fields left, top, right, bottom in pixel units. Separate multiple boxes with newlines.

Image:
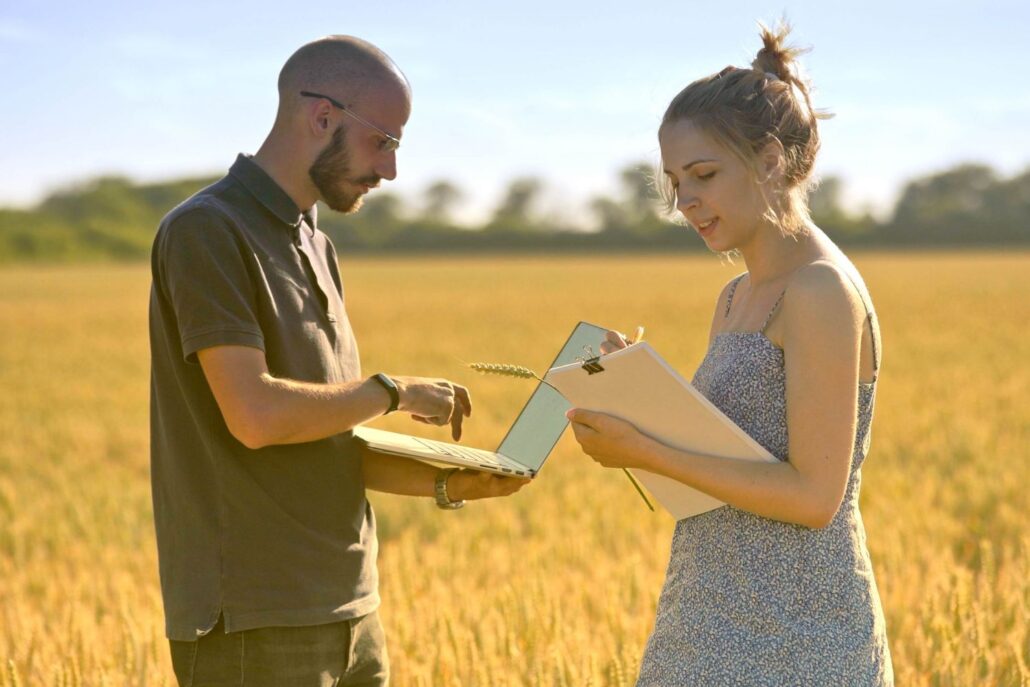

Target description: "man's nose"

left=375, top=152, right=397, bottom=181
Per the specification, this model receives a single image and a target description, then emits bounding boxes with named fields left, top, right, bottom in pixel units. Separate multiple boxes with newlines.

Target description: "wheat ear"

left=465, top=361, right=562, bottom=392
left=467, top=362, right=540, bottom=381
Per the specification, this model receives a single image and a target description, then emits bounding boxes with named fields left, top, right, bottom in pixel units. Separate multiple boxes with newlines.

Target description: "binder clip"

left=577, top=345, right=605, bottom=375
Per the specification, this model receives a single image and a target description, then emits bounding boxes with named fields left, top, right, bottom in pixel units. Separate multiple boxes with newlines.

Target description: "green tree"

left=422, top=180, right=464, bottom=226
left=590, top=162, right=667, bottom=235
left=319, top=192, right=407, bottom=249
left=987, top=168, right=1030, bottom=242
left=809, top=176, right=876, bottom=242
left=890, top=164, right=999, bottom=243
left=589, top=196, right=630, bottom=233
left=620, top=162, right=664, bottom=231
left=487, top=177, right=544, bottom=232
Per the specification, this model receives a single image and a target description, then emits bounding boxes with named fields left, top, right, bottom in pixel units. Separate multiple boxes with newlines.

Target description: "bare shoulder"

left=782, top=261, right=864, bottom=335
left=707, top=273, right=746, bottom=342
left=714, top=273, right=746, bottom=314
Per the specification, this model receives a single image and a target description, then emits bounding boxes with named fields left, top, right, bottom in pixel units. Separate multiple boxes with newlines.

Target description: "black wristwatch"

left=370, top=373, right=400, bottom=414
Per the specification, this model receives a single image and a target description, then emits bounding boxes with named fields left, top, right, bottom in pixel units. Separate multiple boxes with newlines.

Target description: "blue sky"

left=2, top=1, right=1027, bottom=225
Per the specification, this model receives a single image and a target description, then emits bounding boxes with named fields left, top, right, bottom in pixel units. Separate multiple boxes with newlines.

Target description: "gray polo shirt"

left=149, top=154, right=378, bottom=641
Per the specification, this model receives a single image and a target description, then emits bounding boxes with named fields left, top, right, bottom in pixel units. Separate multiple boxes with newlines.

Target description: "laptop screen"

left=496, top=321, right=608, bottom=471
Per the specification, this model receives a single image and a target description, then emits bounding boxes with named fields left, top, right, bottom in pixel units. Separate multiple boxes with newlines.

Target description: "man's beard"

left=308, top=125, right=378, bottom=214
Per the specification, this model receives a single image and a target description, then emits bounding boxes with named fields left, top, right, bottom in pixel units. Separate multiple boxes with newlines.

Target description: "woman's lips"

left=696, top=218, right=718, bottom=237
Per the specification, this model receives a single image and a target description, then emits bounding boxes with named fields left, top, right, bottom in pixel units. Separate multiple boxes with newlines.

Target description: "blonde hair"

left=659, top=21, right=832, bottom=236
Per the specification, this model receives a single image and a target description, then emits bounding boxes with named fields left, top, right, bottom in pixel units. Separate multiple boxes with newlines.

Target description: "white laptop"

left=353, top=322, right=608, bottom=477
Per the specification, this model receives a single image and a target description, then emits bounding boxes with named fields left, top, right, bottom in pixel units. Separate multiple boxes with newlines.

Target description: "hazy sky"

left=2, top=1, right=1027, bottom=224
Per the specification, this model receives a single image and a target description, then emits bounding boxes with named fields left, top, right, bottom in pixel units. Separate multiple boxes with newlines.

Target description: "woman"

left=566, top=23, right=894, bottom=686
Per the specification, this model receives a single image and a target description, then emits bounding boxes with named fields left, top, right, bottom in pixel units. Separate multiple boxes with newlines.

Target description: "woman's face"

left=659, top=118, right=776, bottom=253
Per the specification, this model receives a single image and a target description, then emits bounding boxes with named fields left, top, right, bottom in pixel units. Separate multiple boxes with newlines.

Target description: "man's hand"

left=390, top=376, right=472, bottom=441
left=446, top=470, right=531, bottom=501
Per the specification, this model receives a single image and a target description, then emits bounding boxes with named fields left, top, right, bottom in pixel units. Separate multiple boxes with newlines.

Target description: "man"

left=149, top=36, right=528, bottom=687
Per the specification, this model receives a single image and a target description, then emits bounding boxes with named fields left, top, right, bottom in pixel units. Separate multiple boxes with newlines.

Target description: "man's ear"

left=303, top=99, right=333, bottom=136
left=756, top=138, right=785, bottom=184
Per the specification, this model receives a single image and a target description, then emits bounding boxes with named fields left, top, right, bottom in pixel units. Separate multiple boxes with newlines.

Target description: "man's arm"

left=359, top=443, right=529, bottom=500
left=197, top=345, right=470, bottom=449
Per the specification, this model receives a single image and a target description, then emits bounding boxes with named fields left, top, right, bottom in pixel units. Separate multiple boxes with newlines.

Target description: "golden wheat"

left=467, top=362, right=542, bottom=381
left=0, top=252, right=1027, bottom=686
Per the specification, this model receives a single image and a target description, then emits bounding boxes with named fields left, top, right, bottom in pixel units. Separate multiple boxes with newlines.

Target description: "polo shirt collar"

left=229, top=154, right=316, bottom=231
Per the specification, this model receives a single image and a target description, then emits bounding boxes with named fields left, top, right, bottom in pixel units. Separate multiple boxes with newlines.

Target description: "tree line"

left=0, top=162, right=1026, bottom=263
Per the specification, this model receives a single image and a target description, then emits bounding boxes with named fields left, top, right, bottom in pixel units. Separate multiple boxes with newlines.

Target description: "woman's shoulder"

left=792, top=259, right=851, bottom=289
left=793, top=256, right=872, bottom=305
left=706, top=272, right=749, bottom=344
left=797, top=231, right=875, bottom=308
left=781, top=260, right=868, bottom=332
left=715, top=271, right=748, bottom=308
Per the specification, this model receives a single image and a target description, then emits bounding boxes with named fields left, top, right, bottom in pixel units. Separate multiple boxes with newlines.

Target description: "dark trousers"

left=169, top=612, right=389, bottom=687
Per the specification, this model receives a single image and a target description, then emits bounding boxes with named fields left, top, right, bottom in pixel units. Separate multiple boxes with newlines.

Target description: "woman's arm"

left=567, top=262, right=865, bottom=528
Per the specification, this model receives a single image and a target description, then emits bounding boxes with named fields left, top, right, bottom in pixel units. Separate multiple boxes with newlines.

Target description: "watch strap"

left=370, top=373, right=400, bottom=414
left=434, top=467, right=465, bottom=510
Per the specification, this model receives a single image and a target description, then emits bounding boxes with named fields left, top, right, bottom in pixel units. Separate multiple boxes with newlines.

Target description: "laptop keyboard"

left=412, top=438, right=504, bottom=466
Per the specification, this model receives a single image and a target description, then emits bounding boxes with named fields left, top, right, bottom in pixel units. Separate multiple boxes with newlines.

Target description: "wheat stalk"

left=467, top=362, right=542, bottom=382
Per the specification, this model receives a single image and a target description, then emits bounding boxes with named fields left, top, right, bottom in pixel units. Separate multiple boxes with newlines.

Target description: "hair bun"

left=658, top=17, right=831, bottom=237
left=750, top=20, right=805, bottom=83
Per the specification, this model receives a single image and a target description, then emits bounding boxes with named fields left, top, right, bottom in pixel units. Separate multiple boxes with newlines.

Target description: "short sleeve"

left=156, top=205, right=265, bottom=363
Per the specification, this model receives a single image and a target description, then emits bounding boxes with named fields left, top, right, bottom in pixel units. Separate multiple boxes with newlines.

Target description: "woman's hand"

left=600, top=329, right=629, bottom=355
left=565, top=408, right=652, bottom=470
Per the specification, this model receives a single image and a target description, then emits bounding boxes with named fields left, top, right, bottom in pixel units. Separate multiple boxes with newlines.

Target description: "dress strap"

left=723, top=274, right=746, bottom=318
left=759, top=289, right=787, bottom=333
left=761, top=263, right=881, bottom=377
left=836, top=268, right=882, bottom=378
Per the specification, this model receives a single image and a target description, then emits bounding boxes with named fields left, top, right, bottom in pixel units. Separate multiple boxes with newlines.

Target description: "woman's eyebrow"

left=682, top=158, right=717, bottom=171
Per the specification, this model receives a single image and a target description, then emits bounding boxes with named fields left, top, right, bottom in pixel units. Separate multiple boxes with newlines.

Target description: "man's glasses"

left=299, top=91, right=401, bottom=152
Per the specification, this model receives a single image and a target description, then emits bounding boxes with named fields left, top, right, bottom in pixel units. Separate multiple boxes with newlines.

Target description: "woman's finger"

left=605, top=330, right=629, bottom=350
left=566, top=408, right=601, bottom=428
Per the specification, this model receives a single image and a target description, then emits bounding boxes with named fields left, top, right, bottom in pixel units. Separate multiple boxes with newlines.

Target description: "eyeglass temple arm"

left=299, top=90, right=346, bottom=108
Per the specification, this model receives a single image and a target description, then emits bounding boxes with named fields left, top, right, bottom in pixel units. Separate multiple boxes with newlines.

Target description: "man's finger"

left=450, top=403, right=464, bottom=441
left=454, top=385, right=472, bottom=417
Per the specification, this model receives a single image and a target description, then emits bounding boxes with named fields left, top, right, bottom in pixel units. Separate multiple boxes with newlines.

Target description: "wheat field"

left=1, top=252, right=1027, bottom=686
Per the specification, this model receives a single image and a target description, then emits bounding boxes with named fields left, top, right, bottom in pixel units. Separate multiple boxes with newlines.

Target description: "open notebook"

left=545, top=341, right=778, bottom=519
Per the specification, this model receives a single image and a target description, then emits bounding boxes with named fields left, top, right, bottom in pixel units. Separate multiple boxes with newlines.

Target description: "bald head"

left=277, top=35, right=410, bottom=116
left=256, top=36, right=410, bottom=212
